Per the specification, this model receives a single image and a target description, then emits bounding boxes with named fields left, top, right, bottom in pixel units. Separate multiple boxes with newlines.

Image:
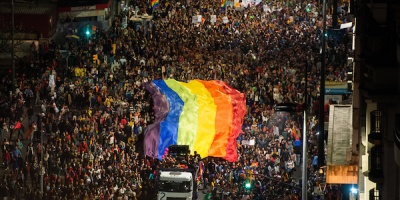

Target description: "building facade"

left=0, top=2, right=58, bottom=39
left=354, top=0, right=400, bottom=199
left=57, top=0, right=114, bottom=27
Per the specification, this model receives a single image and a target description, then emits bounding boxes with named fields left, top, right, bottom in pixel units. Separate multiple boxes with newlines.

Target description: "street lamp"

left=274, top=102, right=307, bottom=200
left=85, top=25, right=91, bottom=41
left=245, top=182, right=251, bottom=190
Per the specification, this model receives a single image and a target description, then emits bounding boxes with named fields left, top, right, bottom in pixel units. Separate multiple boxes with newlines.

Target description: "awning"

left=325, top=88, right=351, bottom=95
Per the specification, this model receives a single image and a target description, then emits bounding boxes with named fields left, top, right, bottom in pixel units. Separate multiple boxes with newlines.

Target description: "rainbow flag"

left=221, top=0, right=227, bottom=7
left=144, top=79, right=246, bottom=162
left=151, top=0, right=159, bottom=9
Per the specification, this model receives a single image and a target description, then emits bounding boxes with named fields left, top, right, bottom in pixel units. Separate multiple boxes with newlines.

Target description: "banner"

left=144, top=79, right=246, bottom=161
left=325, top=81, right=350, bottom=94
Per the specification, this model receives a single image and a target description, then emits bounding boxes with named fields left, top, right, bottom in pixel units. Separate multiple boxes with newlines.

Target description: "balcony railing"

left=369, top=188, right=381, bottom=200
left=369, top=145, right=384, bottom=183
left=368, top=110, right=383, bottom=183
left=368, top=110, right=382, bottom=145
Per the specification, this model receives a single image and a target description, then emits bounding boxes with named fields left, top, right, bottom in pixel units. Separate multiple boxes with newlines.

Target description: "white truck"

left=157, top=168, right=196, bottom=200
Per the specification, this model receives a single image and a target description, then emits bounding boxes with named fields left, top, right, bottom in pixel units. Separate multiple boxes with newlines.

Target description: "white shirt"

left=274, top=165, right=280, bottom=174
left=262, top=112, right=268, bottom=123
left=109, top=135, right=115, bottom=145
left=274, top=126, right=280, bottom=136
left=287, top=160, right=294, bottom=169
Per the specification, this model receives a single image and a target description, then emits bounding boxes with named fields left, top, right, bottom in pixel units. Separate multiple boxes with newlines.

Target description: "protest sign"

left=192, top=16, right=198, bottom=24
left=211, top=15, right=217, bottom=23
left=197, top=15, right=202, bottom=23
left=222, top=16, right=229, bottom=24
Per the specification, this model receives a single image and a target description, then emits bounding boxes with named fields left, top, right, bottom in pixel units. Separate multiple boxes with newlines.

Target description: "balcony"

left=369, top=145, right=384, bottom=183
left=368, top=110, right=384, bottom=183
left=369, top=188, right=381, bottom=200
left=368, top=110, right=382, bottom=145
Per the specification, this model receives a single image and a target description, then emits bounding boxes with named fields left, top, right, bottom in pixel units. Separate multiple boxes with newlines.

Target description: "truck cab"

left=157, top=169, right=194, bottom=200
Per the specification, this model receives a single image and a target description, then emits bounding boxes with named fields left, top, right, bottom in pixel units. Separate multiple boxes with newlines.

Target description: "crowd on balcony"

left=0, top=0, right=352, bottom=199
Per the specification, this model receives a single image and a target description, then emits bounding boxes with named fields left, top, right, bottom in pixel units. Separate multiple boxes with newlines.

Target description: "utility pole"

left=318, top=0, right=327, bottom=168
left=40, top=130, right=44, bottom=194
left=302, top=67, right=308, bottom=200
left=274, top=97, right=309, bottom=200
left=11, top=0, right=15, bottom=92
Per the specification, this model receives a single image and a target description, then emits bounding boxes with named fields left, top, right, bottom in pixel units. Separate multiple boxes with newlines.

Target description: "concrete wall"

left=358, top=101, right=377, bottom=200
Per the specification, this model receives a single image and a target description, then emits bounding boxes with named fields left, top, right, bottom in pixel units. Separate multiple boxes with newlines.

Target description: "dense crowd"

left=0, top=0, right=352, bottom=199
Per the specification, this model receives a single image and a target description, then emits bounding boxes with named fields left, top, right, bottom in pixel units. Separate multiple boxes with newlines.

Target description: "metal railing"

left=369, top=188, right=381, bottom=200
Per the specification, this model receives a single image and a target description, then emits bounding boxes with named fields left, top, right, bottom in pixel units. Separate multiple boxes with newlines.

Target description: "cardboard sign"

left=192, top=16, right=198, bottom=24
left=241, top=139, right=255, bottom=146
left=340, top=22, right=353, bottom=29
left=192, top=15, right=202, bottom=24
left=211, top=15, right=217, bottom=23
left=222, top=16, right=229, bottom=24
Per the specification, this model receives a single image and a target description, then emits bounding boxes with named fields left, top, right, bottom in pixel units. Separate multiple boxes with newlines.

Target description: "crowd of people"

left=0, top=0, right=353, bottom=199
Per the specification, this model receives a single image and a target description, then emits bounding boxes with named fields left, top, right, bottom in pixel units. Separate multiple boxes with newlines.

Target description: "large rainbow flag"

left=144, top=79, right=246, bottom=162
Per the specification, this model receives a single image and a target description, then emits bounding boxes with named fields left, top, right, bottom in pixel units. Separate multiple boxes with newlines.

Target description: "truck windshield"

left=159, top=180, right=191, bottom=192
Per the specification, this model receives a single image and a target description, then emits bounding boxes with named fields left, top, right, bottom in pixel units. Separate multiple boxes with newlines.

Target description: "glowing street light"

left=351, top=187, right=358, bottom=194
left=245, top=182, right=251, bottom=189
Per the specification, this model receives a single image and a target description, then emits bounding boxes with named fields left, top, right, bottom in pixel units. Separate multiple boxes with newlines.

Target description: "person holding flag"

left=151, top=0, right=159, bottom=12
left=221, top=0, right=227, bottom=13
left=11, top=119, right=24, bottom=140
left=221, top=0, right=227, bottom=7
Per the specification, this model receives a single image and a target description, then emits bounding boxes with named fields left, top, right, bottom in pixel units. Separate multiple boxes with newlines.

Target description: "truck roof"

left=159, top=171, right=192, bottom=182
left=158, top=168, right=195, bottom=173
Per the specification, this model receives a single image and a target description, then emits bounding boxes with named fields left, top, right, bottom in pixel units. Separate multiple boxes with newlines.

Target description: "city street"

left=0, top=105, right=39, bottom=181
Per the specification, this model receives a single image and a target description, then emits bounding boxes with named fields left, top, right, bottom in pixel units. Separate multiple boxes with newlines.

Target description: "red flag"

left=14, top=121, right=21, bottom=130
